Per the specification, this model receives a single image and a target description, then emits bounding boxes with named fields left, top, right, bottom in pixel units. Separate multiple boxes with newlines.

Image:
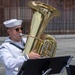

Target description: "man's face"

left=7, top=25, right=23, bottom=42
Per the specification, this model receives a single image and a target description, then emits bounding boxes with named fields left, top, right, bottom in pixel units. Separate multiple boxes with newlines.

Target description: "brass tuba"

left=23, top=1, right=60, bottom=58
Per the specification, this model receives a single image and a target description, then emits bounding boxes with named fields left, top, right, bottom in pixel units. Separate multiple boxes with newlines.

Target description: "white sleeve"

left=0, top=46, right=28, bottom=70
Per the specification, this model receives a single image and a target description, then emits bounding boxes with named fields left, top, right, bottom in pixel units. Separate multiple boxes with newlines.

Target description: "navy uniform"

left=0, top=19, right=29, bottom=75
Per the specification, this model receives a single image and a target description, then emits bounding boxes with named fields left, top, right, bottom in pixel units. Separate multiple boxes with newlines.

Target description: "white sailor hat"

left=3, top=19, right=23, bottom=28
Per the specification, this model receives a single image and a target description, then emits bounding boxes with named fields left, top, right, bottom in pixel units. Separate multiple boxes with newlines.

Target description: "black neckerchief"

left=10, top=42, right=24, bottom=51
left=9, top=39, right=25, bottom=51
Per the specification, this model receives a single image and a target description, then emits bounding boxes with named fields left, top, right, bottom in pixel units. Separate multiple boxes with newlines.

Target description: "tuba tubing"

left=23, top=1, right=60, bottom=58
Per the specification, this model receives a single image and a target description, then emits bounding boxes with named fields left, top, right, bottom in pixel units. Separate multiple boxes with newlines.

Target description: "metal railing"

left=0, top=0, right=75, bottom=36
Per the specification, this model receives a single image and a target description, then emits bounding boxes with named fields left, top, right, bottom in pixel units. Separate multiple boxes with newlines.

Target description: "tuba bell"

left=23, top=1, right=60, bottom=58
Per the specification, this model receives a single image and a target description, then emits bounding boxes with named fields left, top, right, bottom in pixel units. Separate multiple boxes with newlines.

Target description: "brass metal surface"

left=23, top=1, right=60, bottom=58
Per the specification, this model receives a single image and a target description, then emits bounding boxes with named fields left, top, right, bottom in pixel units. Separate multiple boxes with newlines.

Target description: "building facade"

left=0, top=0, right=75, bottom=36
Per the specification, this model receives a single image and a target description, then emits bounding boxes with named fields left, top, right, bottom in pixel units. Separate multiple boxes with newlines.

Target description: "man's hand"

left=28, top=50, right=41, bottom=59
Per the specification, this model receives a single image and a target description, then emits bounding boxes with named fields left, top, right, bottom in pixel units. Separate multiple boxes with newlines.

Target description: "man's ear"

left=7, top=29, right=11, bottom=34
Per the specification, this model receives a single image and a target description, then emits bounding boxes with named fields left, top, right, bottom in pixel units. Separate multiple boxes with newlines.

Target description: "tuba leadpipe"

left=23, top=1, right=60, bottom=58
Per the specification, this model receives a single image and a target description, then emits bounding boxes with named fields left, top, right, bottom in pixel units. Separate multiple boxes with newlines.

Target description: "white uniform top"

left=0, top=37, right=29, bottom=75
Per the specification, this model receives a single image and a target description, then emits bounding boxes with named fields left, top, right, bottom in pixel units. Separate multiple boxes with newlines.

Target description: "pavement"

left=0, top=37, right=75, bottom=75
